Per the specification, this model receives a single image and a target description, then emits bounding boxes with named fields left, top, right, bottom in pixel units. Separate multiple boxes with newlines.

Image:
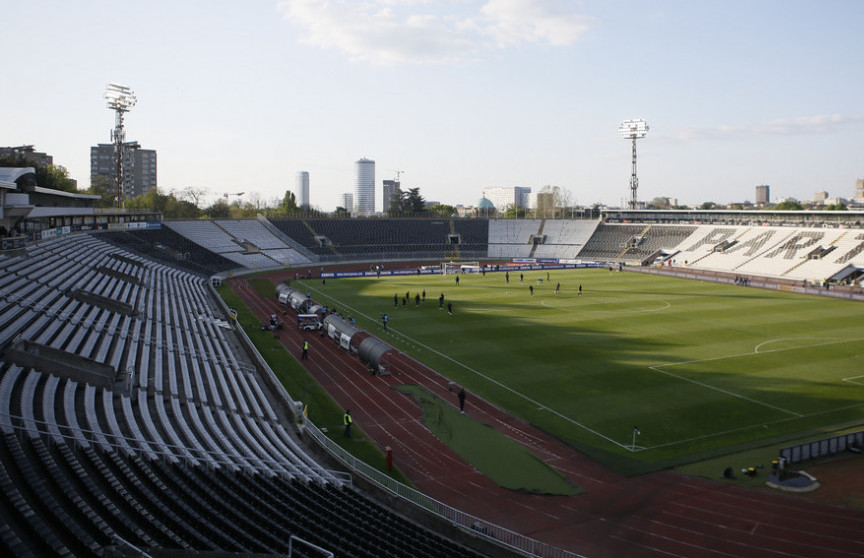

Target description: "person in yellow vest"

left=301, top=340, right=309, bottom=360
left=343, top=410, right=353, bottom=438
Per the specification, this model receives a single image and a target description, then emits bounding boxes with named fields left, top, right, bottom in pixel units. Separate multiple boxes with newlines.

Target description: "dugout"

left=275, top=283, right=292, bottom=300
left=323, top=314, right=361, bottom=350
left=282, top=290, right=309, bottom=311
left=357, top=337, right=394, bottom=374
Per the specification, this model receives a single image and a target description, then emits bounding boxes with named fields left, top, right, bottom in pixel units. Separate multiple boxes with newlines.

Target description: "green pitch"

left=296, top=268, right=864, bottom=474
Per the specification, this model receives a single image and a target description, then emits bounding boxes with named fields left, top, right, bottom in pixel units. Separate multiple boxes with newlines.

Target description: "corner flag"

left=634, top=426, right=641, bottom=435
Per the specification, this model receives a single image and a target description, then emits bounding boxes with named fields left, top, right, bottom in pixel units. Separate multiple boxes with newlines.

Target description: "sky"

left=2, top=0, right=863, bottom=211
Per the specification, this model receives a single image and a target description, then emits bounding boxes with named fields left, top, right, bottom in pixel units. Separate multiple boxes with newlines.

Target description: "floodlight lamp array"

left=105, top=83, right=137, bottom=111
left=619, top=118, right=649, bottom=139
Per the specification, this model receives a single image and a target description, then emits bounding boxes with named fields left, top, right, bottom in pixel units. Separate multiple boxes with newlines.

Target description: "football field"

left=296, top=267, right=864, bottom=471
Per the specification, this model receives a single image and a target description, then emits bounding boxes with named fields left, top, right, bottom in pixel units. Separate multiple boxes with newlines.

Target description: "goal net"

left=441, top=261, right=480, bottom=275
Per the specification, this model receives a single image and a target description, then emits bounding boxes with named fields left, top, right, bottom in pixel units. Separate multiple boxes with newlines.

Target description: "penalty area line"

left=649, top=363, right=802, bottom=417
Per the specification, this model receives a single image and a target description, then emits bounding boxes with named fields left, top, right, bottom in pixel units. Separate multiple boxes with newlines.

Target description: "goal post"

left=441, top=261, right=480, bottom=275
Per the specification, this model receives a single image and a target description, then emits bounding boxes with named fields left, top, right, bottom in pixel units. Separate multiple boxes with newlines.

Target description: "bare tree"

left=178, top=186, right=208, bottom=208
left=246, top=191, right=263, bottom=212
left=537, top=185, right=573, bottom=218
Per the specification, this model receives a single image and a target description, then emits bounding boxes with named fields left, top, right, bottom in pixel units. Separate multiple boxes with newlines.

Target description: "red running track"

left=232, top=277, right=864, bottom=558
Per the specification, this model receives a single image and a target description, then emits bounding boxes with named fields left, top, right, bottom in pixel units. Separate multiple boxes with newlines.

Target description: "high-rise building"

left=382, top=179, right=401, bottom=213
left=339, top=193, right=354, bottom=213
left=482, top=186, right=531, bottom=212
left=295, top=171, right=310, bottom=208
left=90, top=142, right=157, bottom=198
left=755, top=184, right=770, bottom=205
left=854, top=179, right=864, bottom=204
left=0, top=145, right=53, bottom=167
left=353, top=158, right=375, bottom=216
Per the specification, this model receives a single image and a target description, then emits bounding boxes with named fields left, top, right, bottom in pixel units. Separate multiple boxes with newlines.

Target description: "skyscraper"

left=353, top=158, right=375, bottom=216
left=295, top=171, right=310, bottom=208
left=755, top=184, right=770, bottom=205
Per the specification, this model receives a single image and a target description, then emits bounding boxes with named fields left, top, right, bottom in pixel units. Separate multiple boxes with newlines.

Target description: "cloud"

left=480, top=0, right=594, bottom=48
left=674, top=114, right=864, bottom=141
left=276, top=0, right=594, bottom=65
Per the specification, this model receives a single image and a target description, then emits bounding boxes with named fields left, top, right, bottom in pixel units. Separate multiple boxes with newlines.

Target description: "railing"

left=780, top=430, right=864, bottom=465
left=302, top=418, right=585, bottom=558
left=213, top=278, right=586, bottom=558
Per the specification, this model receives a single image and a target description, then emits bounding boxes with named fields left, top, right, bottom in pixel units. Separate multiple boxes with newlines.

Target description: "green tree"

left=700, top=201, right=717, bottom=210
left=35, top=165, right=77, bottom=192
left=772, top=200, right=804, bottom=210
left=649, top=196, right=671, bottom=209
left=334, top=206, right=350, bottom=218
left=388, top=187, right=426, bottom=216
left=280, top=190, right=299, bottom=216
left=824, top=202, right=847, bottom=211
left=84, top=175, right=116, bottom=208
left=503, top=204, right=526, bottom=218
left=206, top=199, right=231, bottom=218
left=427, top=204, right=457, bottom=217
left=0, top=154, right=30, bottom=168
left=405, top=187, right=425, bottom=215
left=125, top=189, right=201, bottom=218
left=0, top=156, right=77, bottom=193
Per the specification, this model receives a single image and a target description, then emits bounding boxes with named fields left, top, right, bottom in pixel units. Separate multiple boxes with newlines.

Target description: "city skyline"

left=2, top=1, right=862, bottom=211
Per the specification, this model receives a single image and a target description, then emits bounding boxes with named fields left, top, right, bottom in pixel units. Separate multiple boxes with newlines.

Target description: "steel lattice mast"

left=618, top=119, right=649, bottom=210
left=104, top=83, right=137, bottom=208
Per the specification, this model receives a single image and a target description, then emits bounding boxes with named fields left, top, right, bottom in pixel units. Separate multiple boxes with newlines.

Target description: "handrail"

left=301, top=419, right=584, bottom=558
left=214, top=270, right=586, bottom=558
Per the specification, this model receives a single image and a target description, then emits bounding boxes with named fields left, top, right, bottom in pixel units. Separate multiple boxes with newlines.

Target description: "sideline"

left=301, top=283, right=635, bottom=451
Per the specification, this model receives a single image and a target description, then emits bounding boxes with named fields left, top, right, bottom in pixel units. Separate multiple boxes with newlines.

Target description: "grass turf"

left=395, top=384, right=579, bottom=495
left=288, top=267, right=864, bottom=474
left=217, top=282, right=412, bottom=485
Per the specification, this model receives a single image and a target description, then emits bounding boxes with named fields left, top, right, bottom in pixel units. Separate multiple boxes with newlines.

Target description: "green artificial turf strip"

left=217, top=282, right=412, bottom=485
left=291, top=268, right=864, bottom=473
left=395, top=384, right=579, bottom=495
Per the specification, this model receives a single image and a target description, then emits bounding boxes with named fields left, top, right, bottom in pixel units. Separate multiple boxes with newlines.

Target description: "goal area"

left=441, top=261, right=481, bottom=275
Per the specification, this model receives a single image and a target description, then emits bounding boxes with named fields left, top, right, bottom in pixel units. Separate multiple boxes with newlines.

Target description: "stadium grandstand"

left=2, top=168, right=864, bottom=557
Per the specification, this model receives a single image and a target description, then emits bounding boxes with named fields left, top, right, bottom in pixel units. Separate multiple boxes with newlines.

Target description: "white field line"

left=304, top=284, right=634, bottom=451
left=306, top=284, right=864, bottom=453
left=637, top=336, right=864, bottom=451
left=639, top=402, right=864, bottom=452
left=647, top=364, right=803, bottom=418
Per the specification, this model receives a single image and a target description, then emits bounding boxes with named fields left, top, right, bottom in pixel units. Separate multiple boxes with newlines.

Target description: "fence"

left=779, top=430, right=864, bottom=465
left=213, top=280, right=586, bottom=558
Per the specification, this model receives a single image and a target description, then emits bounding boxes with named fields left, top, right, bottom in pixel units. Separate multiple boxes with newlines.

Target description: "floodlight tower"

left=104, top=83, right=137, bottom=207
left=618, top=118, right=649, bottom=209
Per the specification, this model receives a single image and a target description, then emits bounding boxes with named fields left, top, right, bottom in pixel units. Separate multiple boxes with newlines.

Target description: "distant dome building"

left=475, top=196, right=495, bottom=217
